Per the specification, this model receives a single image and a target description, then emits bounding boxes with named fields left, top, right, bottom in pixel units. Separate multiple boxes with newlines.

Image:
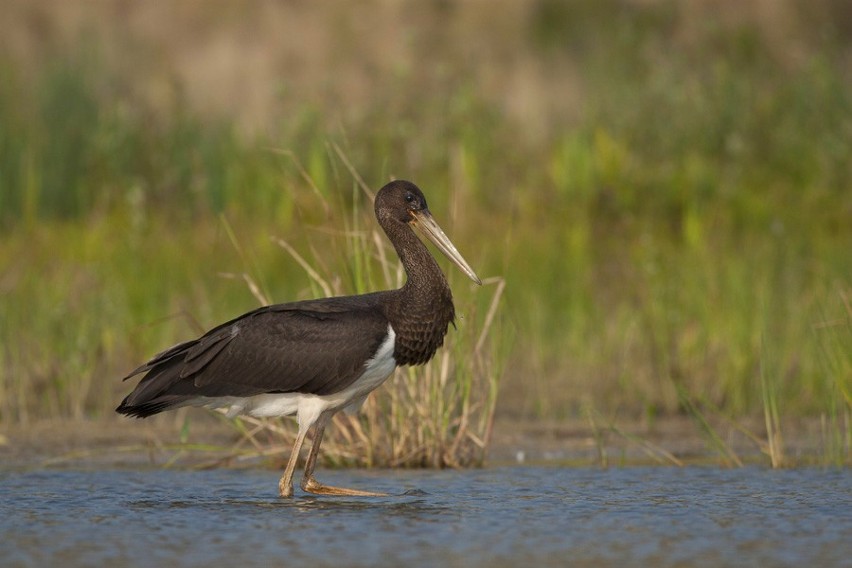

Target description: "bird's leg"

left=278, top=423, right=310, bottom=498
left=300, top=412, right=388, bottom=497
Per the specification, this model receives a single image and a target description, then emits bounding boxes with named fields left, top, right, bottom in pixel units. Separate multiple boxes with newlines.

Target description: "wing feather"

left=117, top=294, right=394, bottom=417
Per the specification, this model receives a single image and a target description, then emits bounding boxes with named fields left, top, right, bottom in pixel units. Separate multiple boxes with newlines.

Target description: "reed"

left=812, top=288, right=852, bottom=466
left=675, top=384, right=743, bottom=468
left=759, top=334, right=786, bottom=468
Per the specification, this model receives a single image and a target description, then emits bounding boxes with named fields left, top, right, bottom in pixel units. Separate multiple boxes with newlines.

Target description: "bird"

left=117, top=180, right=481, bottom=497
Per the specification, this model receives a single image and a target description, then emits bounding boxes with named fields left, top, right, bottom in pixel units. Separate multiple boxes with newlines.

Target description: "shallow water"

left=1, top=466, right=850, bottom=567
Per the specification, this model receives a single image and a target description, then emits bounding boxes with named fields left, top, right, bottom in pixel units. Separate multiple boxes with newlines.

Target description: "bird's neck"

left=393, top=225, right=452, bottom=302
left=385, top=223, right=455, bottom=366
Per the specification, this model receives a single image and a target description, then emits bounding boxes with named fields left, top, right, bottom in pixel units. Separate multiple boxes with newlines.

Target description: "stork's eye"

left=405, top=193, right=415, bottom=204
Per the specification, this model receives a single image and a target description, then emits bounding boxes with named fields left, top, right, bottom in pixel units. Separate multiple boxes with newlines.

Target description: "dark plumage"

left=117, top=180, right=481, bottom=497
left=116, top=298, right=389, bottom=417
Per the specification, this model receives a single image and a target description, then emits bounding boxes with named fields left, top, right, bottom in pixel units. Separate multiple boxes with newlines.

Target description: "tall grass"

left=0, top=1, right=850, bottom=465
left=812, top=288, right=852, bottom=466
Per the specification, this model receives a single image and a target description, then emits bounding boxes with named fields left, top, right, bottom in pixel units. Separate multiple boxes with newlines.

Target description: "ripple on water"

left=1, top=466, right=850, bottom=567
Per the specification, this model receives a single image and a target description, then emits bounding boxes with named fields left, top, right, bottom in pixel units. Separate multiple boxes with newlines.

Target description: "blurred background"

left=1, top=0, right=850, bottom=461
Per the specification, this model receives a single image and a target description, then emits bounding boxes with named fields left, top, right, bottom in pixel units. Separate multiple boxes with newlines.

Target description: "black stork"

left=117, top=180, right=481, bottom=497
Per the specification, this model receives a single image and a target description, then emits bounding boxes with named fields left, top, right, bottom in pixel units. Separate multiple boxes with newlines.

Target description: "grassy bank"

left=1, top=1, right=850, bottom=466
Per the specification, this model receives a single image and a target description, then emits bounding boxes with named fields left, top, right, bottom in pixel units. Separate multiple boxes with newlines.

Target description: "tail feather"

left=117, top=327, right=248, bottom=418
left=121, top=339, right=197, bottom=381
left=117, top=342, right=198, bottom=418
left=116, top=394, right=195, bottom=418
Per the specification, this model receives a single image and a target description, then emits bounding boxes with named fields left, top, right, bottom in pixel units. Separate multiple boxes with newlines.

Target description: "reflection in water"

left=2, top=467, right=850, bottom=567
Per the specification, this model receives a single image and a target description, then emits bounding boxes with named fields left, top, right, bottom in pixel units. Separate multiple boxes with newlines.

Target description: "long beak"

left=411, top=210, right=482, bottom=285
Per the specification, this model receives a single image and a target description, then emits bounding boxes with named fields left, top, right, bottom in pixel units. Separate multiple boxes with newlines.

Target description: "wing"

left=117, top=295, right=392, bottom=417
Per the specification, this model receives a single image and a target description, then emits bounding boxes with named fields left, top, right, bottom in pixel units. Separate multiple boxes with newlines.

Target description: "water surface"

left=2, top=466, right=849, bottom=567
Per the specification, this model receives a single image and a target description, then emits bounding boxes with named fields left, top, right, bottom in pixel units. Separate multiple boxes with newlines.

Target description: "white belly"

left=198, top=325, right=397, bottom=429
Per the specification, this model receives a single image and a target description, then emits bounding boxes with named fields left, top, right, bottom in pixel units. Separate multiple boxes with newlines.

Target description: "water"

left=2, top=466, right=850, bottom=567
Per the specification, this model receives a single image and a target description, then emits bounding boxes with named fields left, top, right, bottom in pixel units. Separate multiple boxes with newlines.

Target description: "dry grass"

left=202, top=173, right=504, bottom=469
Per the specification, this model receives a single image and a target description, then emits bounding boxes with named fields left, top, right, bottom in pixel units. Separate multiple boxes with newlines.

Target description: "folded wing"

left=116, top=296, right=391, bottom=418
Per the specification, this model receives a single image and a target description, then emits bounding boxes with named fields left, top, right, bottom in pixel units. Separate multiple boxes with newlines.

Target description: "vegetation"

left=1, top=1, right=850, bottom=466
